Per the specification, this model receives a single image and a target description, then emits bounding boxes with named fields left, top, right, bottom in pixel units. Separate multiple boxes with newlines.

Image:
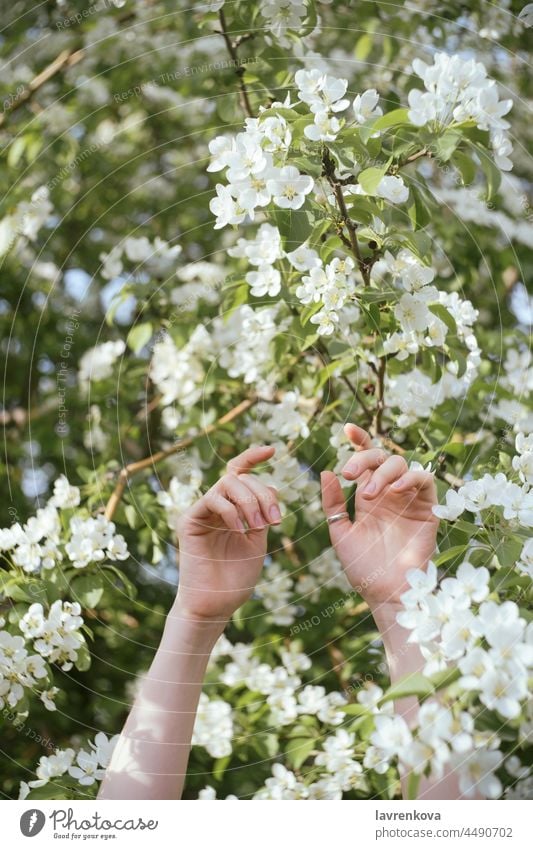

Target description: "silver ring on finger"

left=327, top=511, right=349, bottom=524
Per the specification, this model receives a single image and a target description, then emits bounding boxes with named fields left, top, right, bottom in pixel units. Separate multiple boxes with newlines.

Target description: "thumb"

left=320, top=471, right=351, bottom=542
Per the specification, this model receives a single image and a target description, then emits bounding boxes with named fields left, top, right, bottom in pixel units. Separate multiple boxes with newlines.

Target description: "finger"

left=359, top=455, right=409, bottom=499
left=220, top=475, right=265, bottom=530
left=237, top=474, right=282, bottom=525
left=320, top=471, right=351, bottom=540
left=390, top=470, right=437, bottom=496
left=342, top=447, right=388, bottom=480
left=343, top=423, right=373, bottom=450
left=182, top=491, right=245, bottom=534
left=226, top=444, right=275, bottom=476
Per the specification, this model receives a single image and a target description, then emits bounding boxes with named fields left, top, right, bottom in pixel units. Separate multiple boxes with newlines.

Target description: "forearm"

left=371, top=602, right=466, bottom=801
left=98, top=604, right=224, bottom=800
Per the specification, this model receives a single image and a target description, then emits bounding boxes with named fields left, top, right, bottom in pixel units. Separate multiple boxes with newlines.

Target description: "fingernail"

left=343, top=463, right=358, bottom=477
left=363, top=481, right=376, bottom=496
left=254, top=511, right=264, bottom=528
left=269, top=504, right=282, bottom=523
left=237, top=519, right=246, bottom=533
left=392, top=478, right=404, bottom=489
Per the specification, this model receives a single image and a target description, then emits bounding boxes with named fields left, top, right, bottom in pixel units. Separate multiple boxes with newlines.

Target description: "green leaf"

left=434, top=545, right=467, bottom=566
left=124, top=504, right=140, bottom=529
left=223, top=281, right=249, bottom=317
left=407, top=771, right=421, bottom=800
left=290, top=154, right=322, bottom=177
left=354, top=32, right=373, bottom=61
left=438, top=440, right=466, bottom=458
left=101, top=565, right=137, bottom=599
left=380, top=672, right=434, bottom=704
left=26, top=781, right=74, bottom=800
left=299, top=301, right=322, bottom=326
left=213, top=755, right=231, bottom=781
left=492, top=538, right=524, bottom=570
left=317, top=354, right=354, bottom=388
left=357, top=164, right=389, bottom=196
left=453, top=150, right=476, bottom=186
left=359, top=109, right=409, bottom=145
left=427, top=666, right=461, bottom=694
left=407, top=185, right=431, bottom=231
left=75, top=642, right=91, bottom=672
left=127, top=322, right=152, bottom=354
left=428, top=303, right=458, bottom=335
left=285, top=737, right=316, bottom=769
left=343, top=194, right=380, bottom=226
left=372, top=108, right=410, bottom=132
left=452, top=349, right=468, bottom=378
left=470, top=143, right=501, bottom=200
left=453, top=519, right=481, bottom=537
left=71, top=574, right=104, bottom=608
left=276, top=205, right=314, bottom=249
left=7, top=137, right=26, bottom=168
left=340, top=703, right=368, bottom=716
left=0, top=577, right=46, bottom=604
left=433, top=129, right=462, bottom=162
left=308, top=217, right=333, bottom=247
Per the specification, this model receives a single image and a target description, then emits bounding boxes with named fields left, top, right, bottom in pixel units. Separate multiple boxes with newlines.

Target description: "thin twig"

left=372, top=356, right=387, bottom=436
left=217, top=9, right=254, bottom=118
left=104, top=396, right=257, bottom=521
left=315, top=339, right=372, bottom=424
left=322, top=149, right=370, bottom=286
left=398, top=147, right=430, bottom=168
left=0, top=48, right=84, bottom=127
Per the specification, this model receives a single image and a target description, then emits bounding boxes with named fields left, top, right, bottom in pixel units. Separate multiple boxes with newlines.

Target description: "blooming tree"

left=0, top=0, right=532, bottom=800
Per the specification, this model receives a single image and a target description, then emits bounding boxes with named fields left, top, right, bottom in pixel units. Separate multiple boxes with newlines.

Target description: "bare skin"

left=321, top=422, right=439, bottom=606
left=321, top=424, right=467, bottom=799
left=99, top=445, right=281, bottom=800
left=99, top=431, right=473, bottom=800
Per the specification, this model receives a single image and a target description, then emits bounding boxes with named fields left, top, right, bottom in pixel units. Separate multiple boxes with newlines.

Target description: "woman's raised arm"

left=321, top=423, right=472, bottom=800
left=98, top=444, right=281, bottom=800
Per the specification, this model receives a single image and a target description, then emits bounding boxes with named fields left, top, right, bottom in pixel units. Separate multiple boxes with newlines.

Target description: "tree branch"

left=372, top=356, right=387, bottom=436
left=0, top=48, right=84, bottom=128
left=322, top=149, right=370, bottom=286
left=104, top=396, right=257, bottom=521
left=217, top=9, right=254, bottom=119
left=397, top=147, right=431, bottom=169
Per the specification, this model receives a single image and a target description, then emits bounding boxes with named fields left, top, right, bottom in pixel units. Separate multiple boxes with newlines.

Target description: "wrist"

left=366, top=599, right=409, bottom=658
left=366, top=599, right=403, bottom=629
left=166, top=600, right=228, bottom=652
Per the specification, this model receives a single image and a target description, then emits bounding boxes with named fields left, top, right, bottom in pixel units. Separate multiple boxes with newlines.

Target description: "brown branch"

left=400, top=146, right=430, bottom=167
left=322, top=150, right=370, bottom=286
left=315, top=339, right=372, bottom=424
left=372, top=356, right=387, bottom=436
left=406, top=147, right=429, bottom=163
left=217, top=9, right=254, bottom=118
left=355, top=388, right=373, bottom=420
left=104, top=396, right=257, bottom=521
left=0, top=48, right=84, bottom=127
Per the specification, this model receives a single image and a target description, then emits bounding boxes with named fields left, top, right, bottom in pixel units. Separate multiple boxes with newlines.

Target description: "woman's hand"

left=321, top=423, right=439, bottom=607
left=174, top=444, right=281, bottom=623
